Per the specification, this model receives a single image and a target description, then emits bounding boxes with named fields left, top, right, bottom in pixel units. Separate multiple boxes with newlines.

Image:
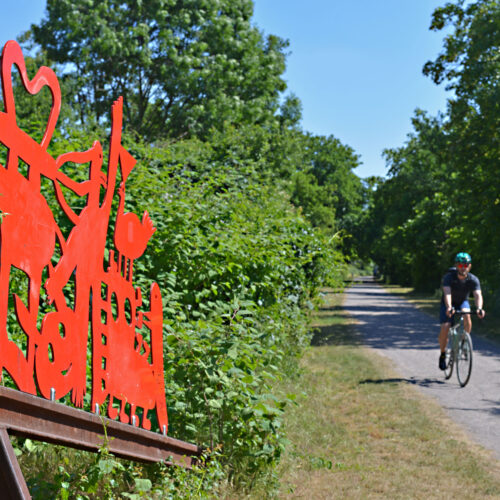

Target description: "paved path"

left=344, top=277, right=500, bottom=460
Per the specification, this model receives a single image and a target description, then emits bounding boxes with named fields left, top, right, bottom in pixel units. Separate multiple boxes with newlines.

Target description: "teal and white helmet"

left=455, top=252, right=471, bottom=264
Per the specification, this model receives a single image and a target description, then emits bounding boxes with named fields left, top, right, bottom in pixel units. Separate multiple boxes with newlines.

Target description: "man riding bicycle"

left=438, top=252, right=486, bottom=370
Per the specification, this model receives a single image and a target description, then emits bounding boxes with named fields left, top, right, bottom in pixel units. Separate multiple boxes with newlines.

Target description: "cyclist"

left=438, top=252, right=485, bottom=370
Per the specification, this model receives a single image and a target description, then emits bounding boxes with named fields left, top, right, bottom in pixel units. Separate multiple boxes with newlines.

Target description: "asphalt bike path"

left=344, top=277, right=500, bottom=460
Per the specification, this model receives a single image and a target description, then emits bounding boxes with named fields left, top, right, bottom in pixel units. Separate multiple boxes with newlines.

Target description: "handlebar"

left=451, top=309, right=483, bottom=316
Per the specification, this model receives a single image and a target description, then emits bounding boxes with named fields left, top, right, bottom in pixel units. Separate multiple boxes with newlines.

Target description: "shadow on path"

left=359, top=377, right=445, bottom=388
left=344, top=281, right=500, bottom=358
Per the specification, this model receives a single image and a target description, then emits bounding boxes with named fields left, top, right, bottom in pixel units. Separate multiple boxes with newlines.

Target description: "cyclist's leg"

left=439, top=322, right=451, bottom=351
left=439, top=301, right=452, bottom=351
left=439, top=302, right=452, bottom=370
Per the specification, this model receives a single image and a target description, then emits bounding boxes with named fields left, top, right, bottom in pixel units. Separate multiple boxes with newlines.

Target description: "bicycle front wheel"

left=456, top=332, right=473, bottom=387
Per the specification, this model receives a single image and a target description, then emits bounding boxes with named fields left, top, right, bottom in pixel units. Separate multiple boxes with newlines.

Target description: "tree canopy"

left=30, top=0, right=288, bottom=140
left=362, top=0, right=500, bottom=297
left=2, top=0, right=370, bottom=495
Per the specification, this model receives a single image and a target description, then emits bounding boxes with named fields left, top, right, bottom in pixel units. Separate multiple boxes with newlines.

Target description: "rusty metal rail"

left=0, top=427, right=31, bottom=499
left=0, top=386, right=201, bottom=498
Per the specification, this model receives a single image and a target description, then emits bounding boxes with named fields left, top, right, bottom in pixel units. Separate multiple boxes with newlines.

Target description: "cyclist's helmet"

left=455, top=252, right=471, bottom=264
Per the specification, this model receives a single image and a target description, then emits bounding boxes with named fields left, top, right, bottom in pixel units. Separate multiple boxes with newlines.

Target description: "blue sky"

left=1, top=0, right=451, bottom=178
left=253, top=0, right=451, bottom=178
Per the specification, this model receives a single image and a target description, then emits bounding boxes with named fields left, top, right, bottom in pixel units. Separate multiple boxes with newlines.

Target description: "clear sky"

left=253, top=0, right=451, bottom=178
left=0, top=0, right=451, bottom=178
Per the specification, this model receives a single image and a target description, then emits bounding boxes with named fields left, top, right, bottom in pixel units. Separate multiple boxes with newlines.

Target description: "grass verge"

left=272, top=288, right=500, bottom=499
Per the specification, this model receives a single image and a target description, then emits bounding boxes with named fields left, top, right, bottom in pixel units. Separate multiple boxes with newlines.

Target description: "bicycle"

left=443, top=310, right=477, bottom=387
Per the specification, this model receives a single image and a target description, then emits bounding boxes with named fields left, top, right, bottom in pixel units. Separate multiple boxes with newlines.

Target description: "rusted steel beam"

left=0, top=427, right=30, bottom=499
left=0, top=387, right=200, bottom=468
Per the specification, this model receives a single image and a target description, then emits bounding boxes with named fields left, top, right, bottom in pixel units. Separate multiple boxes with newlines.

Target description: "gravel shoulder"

left=344, top=277, right=500, bottom=460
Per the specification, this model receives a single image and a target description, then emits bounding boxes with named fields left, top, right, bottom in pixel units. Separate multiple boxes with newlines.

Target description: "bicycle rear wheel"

left=456, top=332, right=473, bottom=387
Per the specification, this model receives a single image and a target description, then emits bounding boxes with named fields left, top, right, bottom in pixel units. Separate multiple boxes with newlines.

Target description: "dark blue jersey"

left=441, top=269, right=481, bottom=307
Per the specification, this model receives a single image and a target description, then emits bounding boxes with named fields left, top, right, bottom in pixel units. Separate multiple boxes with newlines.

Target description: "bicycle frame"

left=444, top=310, right=474, bottom=387
left=449, top=316, right=465, bottom=352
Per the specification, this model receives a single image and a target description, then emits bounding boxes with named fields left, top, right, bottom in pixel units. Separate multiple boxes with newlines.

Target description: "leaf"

left=208, top=399, right=222, bottom=409
left=134, top=478, right=152, bottom=492
left=24, top=439, right=35, bottom=453
left=227, top=345, right=238, bottom=359
left=98, top=458, right=123, bottom=474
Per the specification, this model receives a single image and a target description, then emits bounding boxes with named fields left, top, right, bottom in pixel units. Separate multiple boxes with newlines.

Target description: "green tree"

left=423, top=0, right=500, bottom=293
left=363, top=110, right=452, bottom=289
left=287, top=132, right=364, bottom=258
left=29, top=0, right=288, bottom=140
left=358, top=0, right=500, bottom=297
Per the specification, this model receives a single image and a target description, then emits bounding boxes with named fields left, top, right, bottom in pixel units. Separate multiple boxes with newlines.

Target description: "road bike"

left=443, top=310, right=477, bottom=387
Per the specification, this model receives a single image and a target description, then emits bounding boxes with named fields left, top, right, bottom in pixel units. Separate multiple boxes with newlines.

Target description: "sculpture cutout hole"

left=62, top=269, right=76, bottom=311
left=7, top=266, right=29, bottom=354
left=99, top=182, right=107, bottom=207
left=38, top=265, right=56, bottom=330
left=124, top=297, right=132, bottom=325
left=0, top=142, right=7, bottom=166
left=9, top=68, right=54, bottom=141
left=110, top=291, right=119, bottom=321
left=17, top=157, right=30, bottom=179
left=48, top=342, right=54, bottom=363
left=101, top=307, right=107, bottom=325
left=101, top=282, right=108, bottom=301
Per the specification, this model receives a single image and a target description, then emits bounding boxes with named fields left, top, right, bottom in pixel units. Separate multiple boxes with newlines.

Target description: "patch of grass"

left=272, top=288, right=500, bottom=498
left=310, top=289, right=362, bottom=347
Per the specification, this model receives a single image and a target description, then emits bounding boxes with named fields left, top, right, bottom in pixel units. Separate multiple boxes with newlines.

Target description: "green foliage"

left=287, top=133, right=363, bottom=234
left=359, top=108, right=464, bottom=290
left=15, top=436, right=226, bottom=499
left=291, top=170, right=336, bottom=229
left=1, top=1, right=368, bottom=495
left=125, top=131, right=346, bottom=486
left=422, top=0, right=500, bottom=291
left=362, top=0, right=500, bottom=297
left=28, top=0, right=288, bottom=140
left=5, top=120, right=349, bottom=496
left=359, top=111, right=452, bottom=289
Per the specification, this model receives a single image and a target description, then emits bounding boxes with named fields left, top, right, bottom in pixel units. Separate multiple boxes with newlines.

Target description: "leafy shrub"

left=126, top=135, right=345, bottom=488
left=9, top=128, right=347, bottom=496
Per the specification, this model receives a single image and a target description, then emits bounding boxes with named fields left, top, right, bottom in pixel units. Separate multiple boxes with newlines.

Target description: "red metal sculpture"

left=0, top=40, right=168, bottom=433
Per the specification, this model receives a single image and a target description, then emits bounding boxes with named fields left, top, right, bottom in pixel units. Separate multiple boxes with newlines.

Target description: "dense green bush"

left=5, top=127, right=348, bottom=497
left=127, top=133, right=346, bottom=487
left=3, top=0, right=360, bottom=490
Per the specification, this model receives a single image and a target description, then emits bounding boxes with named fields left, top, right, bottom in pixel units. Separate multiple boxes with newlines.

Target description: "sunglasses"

left=457, top=263, right=469, bottom=269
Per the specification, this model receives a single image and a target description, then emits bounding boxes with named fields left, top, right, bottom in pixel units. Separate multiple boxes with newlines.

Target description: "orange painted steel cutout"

left=0, top=40, right=168, bottom=434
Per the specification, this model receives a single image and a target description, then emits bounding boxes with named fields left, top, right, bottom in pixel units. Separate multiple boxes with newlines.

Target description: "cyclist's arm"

left=443, top=285, right=453, bottom=316
left=473, top=289, right=485, bottom=318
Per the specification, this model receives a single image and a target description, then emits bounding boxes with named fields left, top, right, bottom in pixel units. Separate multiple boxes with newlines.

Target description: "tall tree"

left=29, top=0, right=288, bottom=140
left=423, top=0, right=500, bottom=287
left=363, top=111, right=452, bottom=289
